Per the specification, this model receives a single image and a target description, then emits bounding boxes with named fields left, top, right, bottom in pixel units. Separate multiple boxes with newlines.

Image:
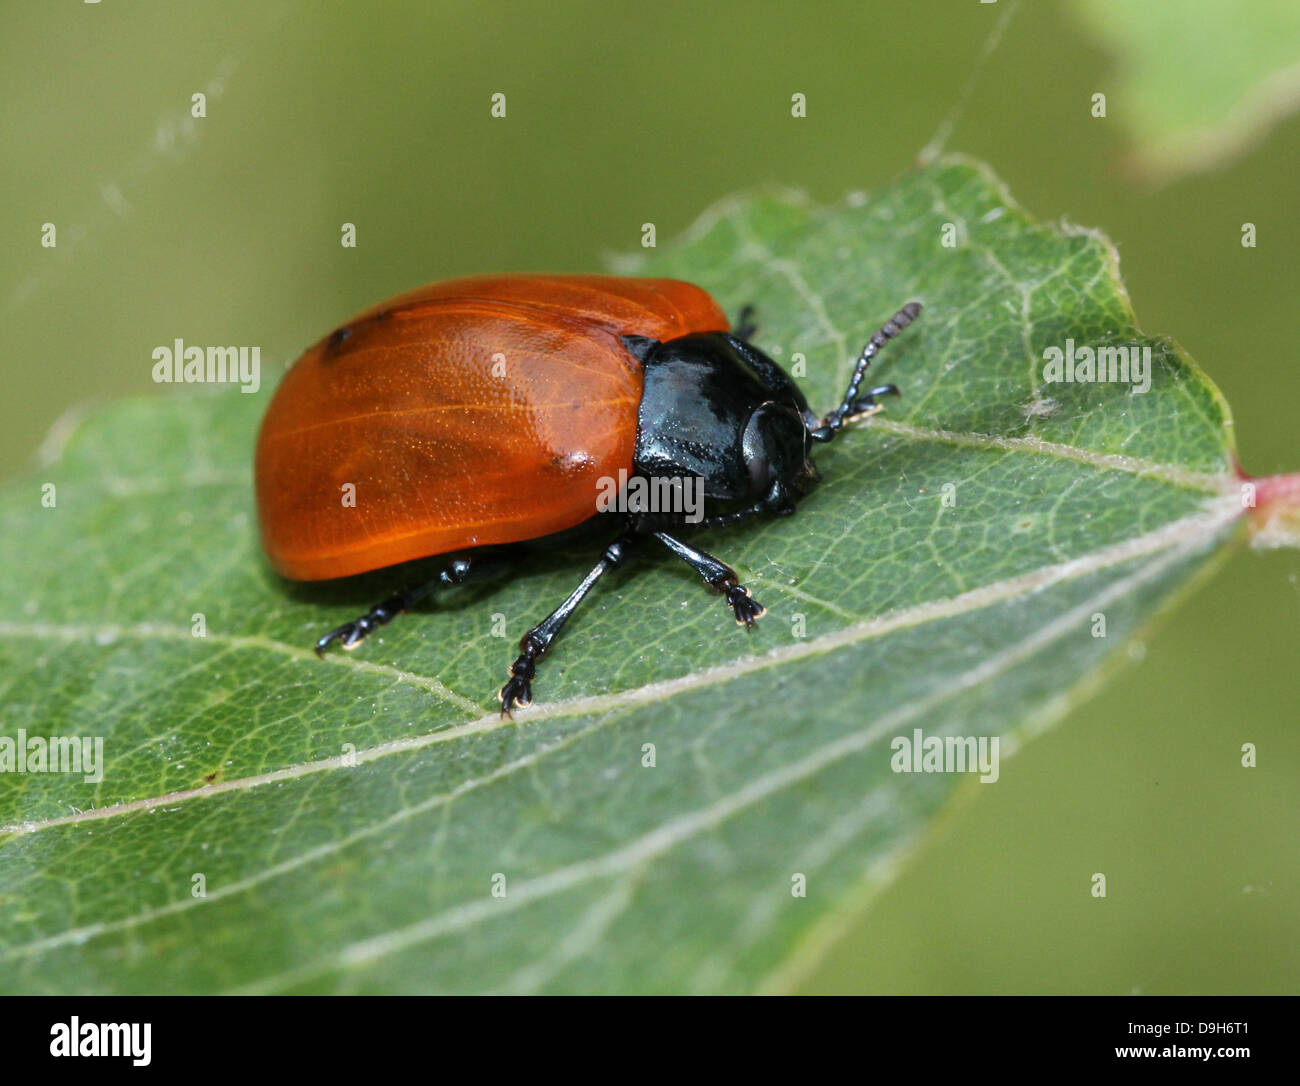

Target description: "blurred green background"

left=2, top=0, right=1296, bottom=993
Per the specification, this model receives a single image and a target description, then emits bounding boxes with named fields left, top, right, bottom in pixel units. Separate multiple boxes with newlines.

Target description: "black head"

left=624, top=301, right=921, bottom=524
left=628, top=332, right=818, bottom=513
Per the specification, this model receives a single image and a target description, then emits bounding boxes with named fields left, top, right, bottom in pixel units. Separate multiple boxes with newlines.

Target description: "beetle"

left=255, top=275, right=921, bottom=713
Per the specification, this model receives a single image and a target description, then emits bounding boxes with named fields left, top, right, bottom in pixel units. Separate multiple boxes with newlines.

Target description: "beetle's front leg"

left=839, top=383, right=900, bottom=425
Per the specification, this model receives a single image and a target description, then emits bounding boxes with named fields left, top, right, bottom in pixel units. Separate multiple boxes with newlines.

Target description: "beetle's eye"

left=745, top=447, right=771, bottom=493
left=742, top=402, right=807, bottom=497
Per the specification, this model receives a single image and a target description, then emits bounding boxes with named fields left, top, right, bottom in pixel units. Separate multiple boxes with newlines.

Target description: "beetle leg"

left=840, top=384, right=901, bottom=424
left=653, top=532, right=765, bottom=627
left=849, top=384, right=900, bottom=412
left=695, top=501, right=766, bottom=530
left=314, top=556, right=474, bottom=656
left=733, top=304, right=759, bottom=341
left=500, top=535, right=634, bottom=716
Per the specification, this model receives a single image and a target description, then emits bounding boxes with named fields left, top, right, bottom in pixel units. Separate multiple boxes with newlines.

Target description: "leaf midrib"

left=0, top=494, right=1242, bottom=843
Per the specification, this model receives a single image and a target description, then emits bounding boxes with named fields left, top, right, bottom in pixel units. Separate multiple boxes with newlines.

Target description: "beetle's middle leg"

left=314, top=555, right=476, bottom=655
left=500, top=533, right=636, bottom=715
left=653, top=532, right=765, bottom=626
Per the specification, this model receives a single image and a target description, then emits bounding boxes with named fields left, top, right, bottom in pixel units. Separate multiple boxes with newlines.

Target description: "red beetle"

left=255, top=275, right=920, bottom=711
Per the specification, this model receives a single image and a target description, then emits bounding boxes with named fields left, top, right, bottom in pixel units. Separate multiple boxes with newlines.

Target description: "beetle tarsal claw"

left=499, top=677, right=533, bottom=717
left=316, top=623, right=362, bottom=655
left=724, top=584, right=765, bottom=626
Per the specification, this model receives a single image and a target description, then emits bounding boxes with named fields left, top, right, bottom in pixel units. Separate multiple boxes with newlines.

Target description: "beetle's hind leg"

left=314, top=556, right=475, bottom=655
left=500, top=534, right=635, bottom=715
left=653, top=532, right=765, bottom=626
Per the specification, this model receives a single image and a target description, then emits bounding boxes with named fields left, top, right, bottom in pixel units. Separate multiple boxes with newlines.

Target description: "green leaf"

left=0, top=156, right=1274, bottom=994
left=1072, top=0, right=1300, bottom=181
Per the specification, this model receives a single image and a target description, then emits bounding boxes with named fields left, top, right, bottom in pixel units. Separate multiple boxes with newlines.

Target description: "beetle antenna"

left=810, top=301, right=922, bottom=442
